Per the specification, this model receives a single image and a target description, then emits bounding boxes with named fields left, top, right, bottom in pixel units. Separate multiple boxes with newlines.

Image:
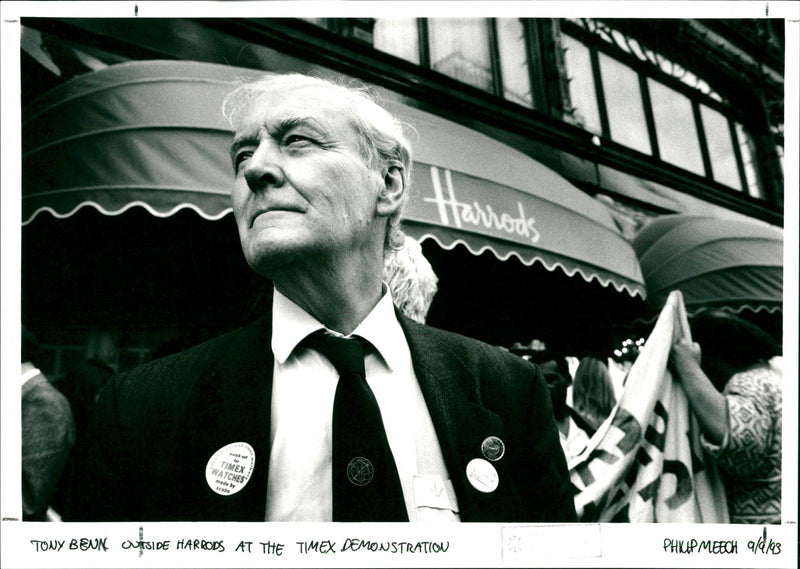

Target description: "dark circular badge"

left=480, top=436, right=505, bottom=461
left=346, top=457, right=374, bottom=486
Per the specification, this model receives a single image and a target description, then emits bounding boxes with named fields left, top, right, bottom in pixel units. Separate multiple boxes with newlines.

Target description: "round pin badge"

left=480, top=436, right=505, bottom=461
left=466, top=458, right=499, bottom=493
left=205, top=442, right=255, bottom=496
left=346, top=457, right=374, bottom=486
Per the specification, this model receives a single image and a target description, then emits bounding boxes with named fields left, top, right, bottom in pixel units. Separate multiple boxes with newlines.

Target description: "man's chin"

left=245, top=243, right=298, bottom=277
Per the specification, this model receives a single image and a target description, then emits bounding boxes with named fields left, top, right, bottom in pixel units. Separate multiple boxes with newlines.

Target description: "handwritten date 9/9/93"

left=747, top=526, right=782, bottom=555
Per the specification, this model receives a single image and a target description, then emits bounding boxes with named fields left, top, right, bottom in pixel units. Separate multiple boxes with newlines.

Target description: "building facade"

left=18, top=16, right=785, bottom=378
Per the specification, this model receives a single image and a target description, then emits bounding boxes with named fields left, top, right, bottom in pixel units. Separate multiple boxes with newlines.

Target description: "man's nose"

left=243, top=144, right=286, bottom=191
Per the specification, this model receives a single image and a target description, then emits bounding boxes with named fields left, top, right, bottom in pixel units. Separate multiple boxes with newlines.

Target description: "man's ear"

left=376, top=164, right=405, bottom=217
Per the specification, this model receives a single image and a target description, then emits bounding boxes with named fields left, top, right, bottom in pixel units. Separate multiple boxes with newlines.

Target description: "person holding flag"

left=670, top=312, right=782, bottom=525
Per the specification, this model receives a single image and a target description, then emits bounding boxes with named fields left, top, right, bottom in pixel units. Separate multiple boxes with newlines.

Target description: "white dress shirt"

left=265, top=288, right=460, bottom=522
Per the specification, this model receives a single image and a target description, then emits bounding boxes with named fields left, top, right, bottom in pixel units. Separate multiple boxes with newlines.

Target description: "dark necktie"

left=304, top=330, right=408, bottom=522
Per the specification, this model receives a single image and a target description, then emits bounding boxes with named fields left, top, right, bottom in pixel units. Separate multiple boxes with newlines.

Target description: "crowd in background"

left=511, top=308, right=782, bottom=526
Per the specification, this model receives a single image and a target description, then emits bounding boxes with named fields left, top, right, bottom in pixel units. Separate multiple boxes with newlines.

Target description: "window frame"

left=560, top=19, right=767, bottom=200
left=333, top=15, right=777, bottom=206
left=373, top=17, right=543, bottom=109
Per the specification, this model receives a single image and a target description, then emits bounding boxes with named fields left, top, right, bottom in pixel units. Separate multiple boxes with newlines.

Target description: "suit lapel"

left=178, top=317, right=274, bottom=521
left=399, top=316, right=519, bottom=521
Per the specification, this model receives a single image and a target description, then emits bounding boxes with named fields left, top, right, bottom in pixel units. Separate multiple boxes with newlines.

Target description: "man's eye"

left=284, top=134, right=313, bottom=146
left=234, top=151, right=252, bottom=171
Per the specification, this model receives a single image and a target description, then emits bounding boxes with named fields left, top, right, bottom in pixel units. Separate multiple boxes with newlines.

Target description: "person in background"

left=572, top=356, right=617, bottom=431
left=536, top=355, right=591, bottom=464
left=383, top=234, right=438, bottom=324
left=68, top=73, right=575, bottom=523
left=51, top=358, right=114, bottom=518
left=670, top=311, right=781, bottom=524
left=21, top=326, right=75, bottom=521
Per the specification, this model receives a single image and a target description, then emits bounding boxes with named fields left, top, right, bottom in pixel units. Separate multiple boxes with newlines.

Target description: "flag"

left=569, top=290, right=729, bottom=523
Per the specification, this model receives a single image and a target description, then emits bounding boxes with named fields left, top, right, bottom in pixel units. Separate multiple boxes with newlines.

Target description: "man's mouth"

left=250, top=206, right=301, bottom=226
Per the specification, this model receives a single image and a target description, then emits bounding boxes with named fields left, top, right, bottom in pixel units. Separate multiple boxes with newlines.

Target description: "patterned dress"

left=702, top=367, right=782, bottom=524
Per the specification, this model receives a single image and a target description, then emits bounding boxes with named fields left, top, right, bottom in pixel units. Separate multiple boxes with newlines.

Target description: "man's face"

left=230, top=85, right=385, bottom=276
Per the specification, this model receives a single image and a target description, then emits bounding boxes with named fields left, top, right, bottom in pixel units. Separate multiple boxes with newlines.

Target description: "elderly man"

left=68, top=73, right=575, bottom=523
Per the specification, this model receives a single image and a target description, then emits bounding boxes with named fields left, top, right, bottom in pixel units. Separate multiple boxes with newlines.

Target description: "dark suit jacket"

left=68, top=313, right=576, bottom=522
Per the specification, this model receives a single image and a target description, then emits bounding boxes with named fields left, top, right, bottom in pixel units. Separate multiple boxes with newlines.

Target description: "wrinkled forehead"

left=236, top=82, right=356, bottom=132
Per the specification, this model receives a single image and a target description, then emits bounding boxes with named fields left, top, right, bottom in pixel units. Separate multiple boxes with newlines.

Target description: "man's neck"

left=272, top=263, right=384, bottom=336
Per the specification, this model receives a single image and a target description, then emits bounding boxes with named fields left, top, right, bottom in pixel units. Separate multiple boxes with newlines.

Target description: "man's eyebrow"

left=271, top=116, right=324, bottom=138
left=229, top=116, right=323, bottom=158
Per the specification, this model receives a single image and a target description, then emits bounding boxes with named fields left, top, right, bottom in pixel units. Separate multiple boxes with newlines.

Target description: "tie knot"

left=304, top=330, right=366, bottom=378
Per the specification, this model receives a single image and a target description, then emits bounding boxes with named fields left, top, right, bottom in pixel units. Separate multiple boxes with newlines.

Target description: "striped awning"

left=633, top=214, right=783, bottom=315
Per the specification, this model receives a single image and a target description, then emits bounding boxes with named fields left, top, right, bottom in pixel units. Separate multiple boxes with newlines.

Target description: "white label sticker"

left=413, top=474, right=458, bottom=511
left=205, top=442, right=255, bottom=496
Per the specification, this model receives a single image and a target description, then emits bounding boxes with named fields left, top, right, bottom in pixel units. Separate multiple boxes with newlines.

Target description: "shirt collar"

left=351, top=288, right=406, bottom=373
left=21, top=364, right=41, bottom=387
left=271, top=286, right=406, bottom=372
left=271, top=289, right=326, bottom=364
